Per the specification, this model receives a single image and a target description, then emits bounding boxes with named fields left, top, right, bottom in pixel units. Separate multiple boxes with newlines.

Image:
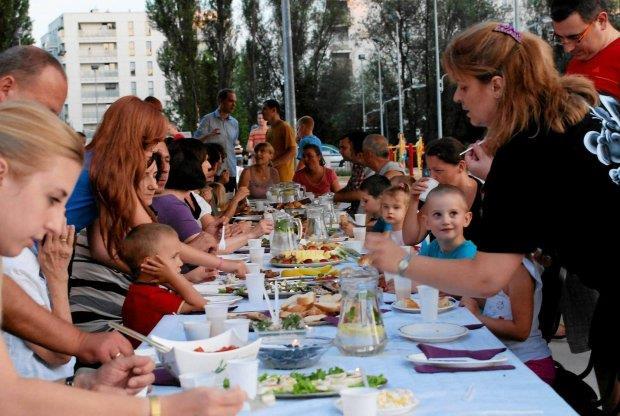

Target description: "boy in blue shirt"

left=295, top=116, right=322, bottom=168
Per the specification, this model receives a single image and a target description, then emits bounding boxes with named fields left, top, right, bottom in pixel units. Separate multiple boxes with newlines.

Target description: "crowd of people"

left=0, top=0, right=617, bottom=414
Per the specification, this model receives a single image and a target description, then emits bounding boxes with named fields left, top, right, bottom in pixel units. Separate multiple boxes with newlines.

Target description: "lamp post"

left=514, top=0, right=520, bottom=30
left=281, top=0, right=297, bottom=129
left=394, top=11, right=404, bottom=134
left=91, top=64, right=100, bottom=123
left=433, top=0, right=443, bottom=139
left=359, top=54, right=367, bottom=131
left=377, top=54, right=384, bottom=136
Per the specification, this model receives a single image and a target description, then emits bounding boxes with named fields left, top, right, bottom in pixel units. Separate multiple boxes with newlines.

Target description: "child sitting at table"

left=377, top=183, right=411, bottom=245
left=340, top=175, right=391, bottom=236
left=120, top=223, right=207, bottom=347
left=421, top=186, right=555, bottom=384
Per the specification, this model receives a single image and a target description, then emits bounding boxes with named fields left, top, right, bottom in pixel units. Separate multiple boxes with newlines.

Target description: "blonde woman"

left=0, top=101, right=245, bottom=415
left=238, top=142, right=280, bottom=199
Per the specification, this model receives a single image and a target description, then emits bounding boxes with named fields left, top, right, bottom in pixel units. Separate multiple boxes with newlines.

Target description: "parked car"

left=321, top=144, right=344, bottom=170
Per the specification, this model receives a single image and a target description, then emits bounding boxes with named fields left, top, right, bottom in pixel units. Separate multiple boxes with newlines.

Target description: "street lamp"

left=359, top=54, right=367, bottom=131
left=433, top=0, right=443, bottom=138
left=91, top=64, right=100, bottom=123
left=394, top=11, right=404, bottom=134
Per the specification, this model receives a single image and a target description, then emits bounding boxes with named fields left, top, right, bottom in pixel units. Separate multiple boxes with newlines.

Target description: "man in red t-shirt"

left=550, top=0, right=620, bottom=99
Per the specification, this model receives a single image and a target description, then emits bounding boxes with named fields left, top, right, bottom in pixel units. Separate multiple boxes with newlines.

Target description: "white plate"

left=232, top=215, right=263, bottom=221
left=391, top=297, right=458, bottom=314
left=398, top=323, right=468, bottom=343
left=203, top=295, right=242, bottom=305
left=193, top=282, right=225, bottom=295
left=334, top=393, right=420, bottom=416
left=406, top=352, right=508, bottom=368
left=270, top=259, right=343, bottom=268
left=220, top=254, right=249, bottom=262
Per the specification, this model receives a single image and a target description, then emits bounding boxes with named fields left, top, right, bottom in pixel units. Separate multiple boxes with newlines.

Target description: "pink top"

left=293, top=167, right=337, bottom=196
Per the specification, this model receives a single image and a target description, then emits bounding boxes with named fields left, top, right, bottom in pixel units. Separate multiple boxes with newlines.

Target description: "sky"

left=30, top=0, right=146, bottom=45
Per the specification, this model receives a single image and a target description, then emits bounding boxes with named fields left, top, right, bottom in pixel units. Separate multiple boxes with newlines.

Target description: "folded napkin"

left=413, top=364, right=515, bottom=374
left=154, top=367, right=180, bottom=386
left=463, top=323, right=484, bottom=330
left=418, top=343, right=506, bottom=361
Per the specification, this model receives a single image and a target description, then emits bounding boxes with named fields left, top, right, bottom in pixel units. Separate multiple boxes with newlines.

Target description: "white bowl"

left=152, top=330, right=262, bottom=377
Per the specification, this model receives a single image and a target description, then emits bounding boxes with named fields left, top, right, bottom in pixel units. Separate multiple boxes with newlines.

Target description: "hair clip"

left=493, top=23, right=522, bottom=43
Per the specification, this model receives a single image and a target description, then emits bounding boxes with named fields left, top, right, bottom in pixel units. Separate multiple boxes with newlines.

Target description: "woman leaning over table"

left=0, top=101, right=245, bottom=415
left=365, top=22, right=619, bottom=411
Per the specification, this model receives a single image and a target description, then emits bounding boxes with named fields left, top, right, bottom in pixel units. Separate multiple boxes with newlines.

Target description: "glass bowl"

left=257, top=336, right=333, bottom=369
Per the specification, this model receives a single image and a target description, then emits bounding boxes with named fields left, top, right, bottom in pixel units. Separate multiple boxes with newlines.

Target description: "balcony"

left=80, top=70, right=119, bottom=81
left=81, top=113, right=101, bottom=124
left=81, top=90, right=120, bottom=103
left=79, top=29, right=117, bottom=38
left=79, top=50, right=117, bottom=58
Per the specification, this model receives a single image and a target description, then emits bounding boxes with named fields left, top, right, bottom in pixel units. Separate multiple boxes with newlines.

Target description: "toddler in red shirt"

left=120, top=223, right=207, bottom=348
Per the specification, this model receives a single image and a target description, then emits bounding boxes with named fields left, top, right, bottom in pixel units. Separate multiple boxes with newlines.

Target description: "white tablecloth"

left=144, top=291, right=575, bottom=415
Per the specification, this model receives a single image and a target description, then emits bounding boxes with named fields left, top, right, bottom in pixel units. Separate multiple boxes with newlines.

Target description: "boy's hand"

left=140, top=255, right=180, bottom=283
left=460, top=297, right=481, bottom=317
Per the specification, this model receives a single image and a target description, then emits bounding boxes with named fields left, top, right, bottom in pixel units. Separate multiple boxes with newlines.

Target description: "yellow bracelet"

left=149, top=396, right=162, bottom=416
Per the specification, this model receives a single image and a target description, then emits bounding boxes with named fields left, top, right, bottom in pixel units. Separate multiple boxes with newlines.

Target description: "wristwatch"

left=397, top=251, right=414, bottom=275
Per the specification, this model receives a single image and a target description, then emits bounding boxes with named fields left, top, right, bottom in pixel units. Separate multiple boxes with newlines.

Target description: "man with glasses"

left=550, top=0, right=619, bottom=99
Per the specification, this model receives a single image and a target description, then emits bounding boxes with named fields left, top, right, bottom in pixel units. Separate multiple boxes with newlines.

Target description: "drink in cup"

left=417, top=285, right=439, bottom=322
left=246, top=273, right=265, bottom=305
left=204, top=303, right=228, bottom=336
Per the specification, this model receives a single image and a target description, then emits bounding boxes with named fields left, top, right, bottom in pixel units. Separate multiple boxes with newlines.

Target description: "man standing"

left=362, top=134, right=407, bottom=180
left=262, top=99, right=297, bottom=181
left=195, top=88, right=240, bottom=191
left=334, top=131, right=374, bottom=208
left=551, top=0, right=620, bottom=98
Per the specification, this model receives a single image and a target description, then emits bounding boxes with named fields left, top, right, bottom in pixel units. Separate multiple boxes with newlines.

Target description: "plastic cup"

left=245, top=262, right=261, bottom=274
left=394, top=276, right=412, bottom=302
left=227, top=358, right=259, bottom=400
left=224, top=318, right=250, bottom=344
left=204, top=303, right=228, bottom=336
left=344, top=239, right=363, bottom=253
left=246, top=273, right=265, bottom=305
left=182, top=321, right=211, bottom=341
left=178, top=372, right=217, bottom=389
left=417, top=284, right=439, bottom=322
left=353, top=227, right=366, bottom=242
left=249, top=247, right=265, bottom=264
left=419, top=178, right=440, bottom=201
left=354, top=214, right=367, bottom=226
left=247, top=239, right=262, bottom=249
left=340, top=387, right=379, bottom=416
left=255, top=201, right=266, bottom=211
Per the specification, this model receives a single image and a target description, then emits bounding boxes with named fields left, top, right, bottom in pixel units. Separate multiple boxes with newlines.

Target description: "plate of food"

left=270, top=249, right=346, bottom=268
left=232, top=215, right=263, bottom=221
left=231, top=280, right=312, bottom=299
left=391, top=296, right=458, bottom=314
left=277, top=264, right=340, bottom=280
left=220, top=254, right=249, bottom=262
left=278, top=292, right=341, bottom=326
left=334, top=389, right=419, bottom=416
left=258, top=367, right=387, bottom=399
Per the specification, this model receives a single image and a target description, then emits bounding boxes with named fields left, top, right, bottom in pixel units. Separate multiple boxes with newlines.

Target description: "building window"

left=146, top=41, right=152, bottom=56
left=145, top=22, right=152, bottom=36
left=130, top=61, right=136, bottom=76
left=128, top=21, right=134, bottom=36
left=131, top=81, right=137, bottom=96
left=129, top=41, right=135, bottom=56
left=148, top=81, right=154, bottom=96
left=147, top=61, right=153, bottom=76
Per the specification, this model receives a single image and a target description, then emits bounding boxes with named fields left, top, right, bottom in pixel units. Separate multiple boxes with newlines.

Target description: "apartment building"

left=41, top=10, right=169, bottom=137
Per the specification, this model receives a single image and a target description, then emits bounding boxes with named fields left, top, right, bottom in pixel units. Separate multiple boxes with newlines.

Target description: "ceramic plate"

left=334, top=395, right=420, bottom=416
left=202, top=295, right=242, bottom=305
left=232, top=215, right=263, bottom=221
left=391, top=297, right=458, bottom=314
left=193, top=283, right=225, bottom=295
left=406, top=352, right=508, bottom=368
left=398, top=323, right=468, bottom=343
left=220, top=254, right=249, bottom=262
left=270, top=259, right=344, bottom=268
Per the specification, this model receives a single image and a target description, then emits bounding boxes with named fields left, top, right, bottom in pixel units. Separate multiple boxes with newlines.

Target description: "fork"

left=218, top=224, right=226, bottom=251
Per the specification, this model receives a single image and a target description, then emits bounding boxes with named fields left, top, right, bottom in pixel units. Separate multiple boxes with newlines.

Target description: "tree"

left=0, top=0, right=34, bottom=51
left=146, top=0, right=218, bottom=131
left=201, top=0, right=237, bottom=90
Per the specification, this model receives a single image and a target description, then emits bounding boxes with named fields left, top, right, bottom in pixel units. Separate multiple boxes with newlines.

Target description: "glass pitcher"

left=334, top=268, right=387, bottom=356
left=304, top=206, right=329, bottom=242
left=270, top=210, right=303, bottom=256
left=318, top=193, right=338, bottom=228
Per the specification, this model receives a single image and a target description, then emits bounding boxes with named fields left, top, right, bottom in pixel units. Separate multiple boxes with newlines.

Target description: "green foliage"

left=0, top=0, right=34, bottom=51
left=201, top=0, right=237, bottom=90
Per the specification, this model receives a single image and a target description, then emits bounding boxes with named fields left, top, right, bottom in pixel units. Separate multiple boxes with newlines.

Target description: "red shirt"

left=122, top=283, right=184, bottom=348
left=566, top=38, right=620, bottom=99
left=293, top=167, right=338, bottom=196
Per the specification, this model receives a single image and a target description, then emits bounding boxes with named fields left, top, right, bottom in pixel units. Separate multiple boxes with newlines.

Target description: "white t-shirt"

left=192, top=191, right=212, bottom=219
left=2, top=248, right=75, bottom=380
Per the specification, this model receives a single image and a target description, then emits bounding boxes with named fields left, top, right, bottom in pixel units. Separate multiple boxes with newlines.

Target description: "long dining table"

left=142, top=255, right=576, bottom=416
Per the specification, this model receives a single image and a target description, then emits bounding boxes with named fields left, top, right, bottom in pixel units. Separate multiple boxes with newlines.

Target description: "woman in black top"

left=403, top=137, right=483, bottom=245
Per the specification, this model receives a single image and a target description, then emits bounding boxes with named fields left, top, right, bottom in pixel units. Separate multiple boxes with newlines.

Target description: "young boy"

left=120, top=223, right=207, bottom=347
left=378, top=184, right=411, bottom=246
left=340, top=175, right=392, bottom=236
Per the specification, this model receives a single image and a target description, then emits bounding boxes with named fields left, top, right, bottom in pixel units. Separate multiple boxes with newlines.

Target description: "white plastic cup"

left=178, top=372, right=217, bottom=389
left=182, top=321, right=211, bottom=341
left=354, top=214, right=367, bottom=226
left=204, top=303, right=228, bottom=336
left=352, top=227, right=366, bottom=242
left=340, top=387, right=379, bottom=416
left=394, top=276, right=412, bottom=302
left=249, top=247, right=265, bottom=264
left=246, top=273, right=265, bottom=305
left=419, top=178, right=440, bottom=201
left=227, top=358, right=259, bottom=400
left=344, top=239, right=363, bottom=253
left=255, top=201, right=266, bottom=211
left=245, top=262, right=261, bottom=274
left=417, top=284, right=439, bottom=322
left=224, top=318, right=250, bottom=344
left=247, top=239, right=262, bottom=249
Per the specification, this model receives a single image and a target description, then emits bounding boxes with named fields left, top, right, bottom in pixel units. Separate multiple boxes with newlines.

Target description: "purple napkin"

left=418, top=343, right=506, bottom=361
left=413, top=364, right=515, bottom=374
left=154, top=367, right=180, bottom=386
left=464, top=323, right=484, bottom=330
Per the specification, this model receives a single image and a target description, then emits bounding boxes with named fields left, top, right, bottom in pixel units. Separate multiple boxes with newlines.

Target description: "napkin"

left=154, top=367, right=180, bottom=386
left=418, top=343, right=506, bottom=360
left=463, top=323, right=484, bottom=330
left=413, top=364, right=515, bottom=373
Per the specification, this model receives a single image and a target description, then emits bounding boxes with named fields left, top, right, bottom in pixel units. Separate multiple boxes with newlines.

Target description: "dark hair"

left=120, top=223, right=178, bottom=277
left=204, top=142, right=224, bottom=167
left=149, top=151, right=164, bottom=181
left=0, top=45, right=66, bottom=82
left=360, top=174, right=391, bottom=198
left=218, top=88, right=235, bottom=103
left=263, top=99, right=282, bottom=116
left=302, top=143, right=325, bottom=166
left=550, top=0, right=607, bottom=22
left=144, top=96, right=163, bottom=112
left=425, top=137, right=467, bottom=165
left=165, top=139, right=208, bottom=190
left=426, top=184, right=468, bottom=207
left=340, top=130, right=366, bottom=154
